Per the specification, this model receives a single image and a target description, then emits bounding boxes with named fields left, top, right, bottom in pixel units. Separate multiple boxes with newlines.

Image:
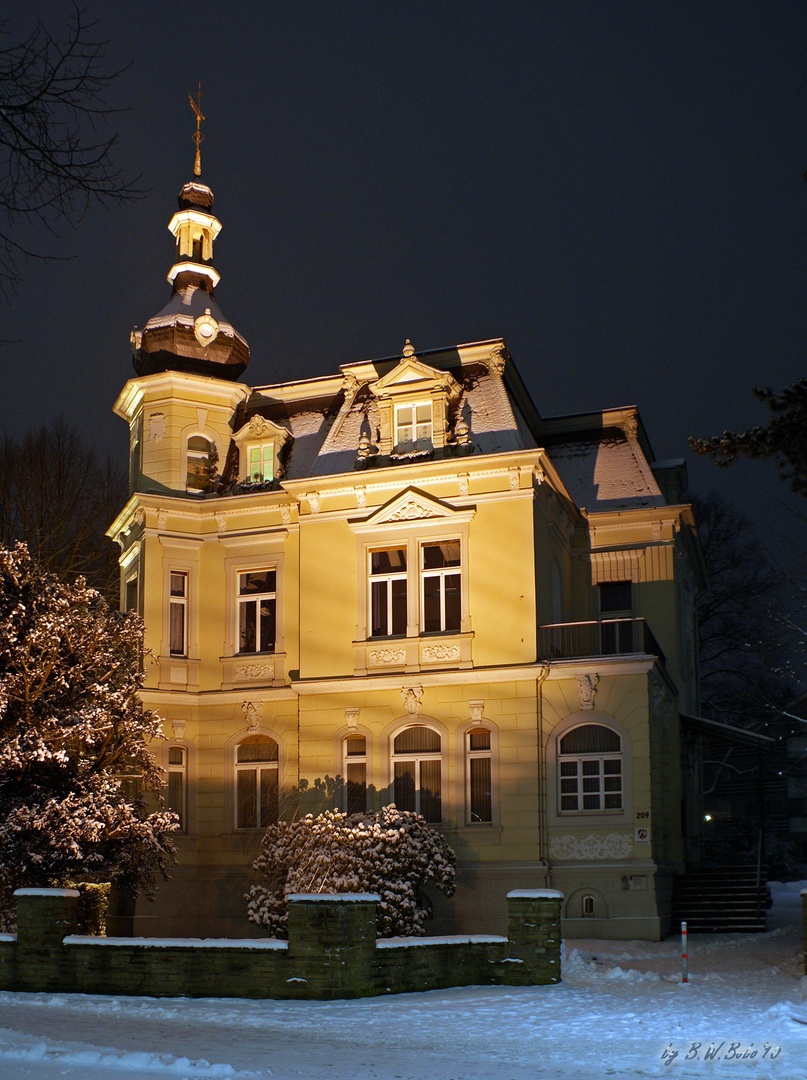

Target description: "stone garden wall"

left=0, top=887, right=562, bottom=1000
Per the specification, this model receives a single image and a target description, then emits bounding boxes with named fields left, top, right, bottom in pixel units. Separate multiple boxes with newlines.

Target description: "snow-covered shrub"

left=247, top=805, right=456, bottom=938
left=0, top=543, right=178, bottom=930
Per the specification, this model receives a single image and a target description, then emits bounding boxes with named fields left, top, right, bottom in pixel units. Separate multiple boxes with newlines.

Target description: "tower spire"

left=189, top=83, right=204, bottom=177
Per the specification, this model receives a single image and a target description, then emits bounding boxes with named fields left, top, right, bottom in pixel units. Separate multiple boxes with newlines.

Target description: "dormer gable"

left=368, top=343, right=461, bottom=457
left=232, top=414, right=292, bottom=487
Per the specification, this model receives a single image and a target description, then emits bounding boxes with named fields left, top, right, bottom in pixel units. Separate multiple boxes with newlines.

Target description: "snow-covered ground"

left=0, top=882, right=805, bottom=1080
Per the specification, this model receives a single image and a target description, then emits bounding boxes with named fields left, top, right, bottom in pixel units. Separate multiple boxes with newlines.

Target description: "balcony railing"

left=537, top=618, right=666, bottom=666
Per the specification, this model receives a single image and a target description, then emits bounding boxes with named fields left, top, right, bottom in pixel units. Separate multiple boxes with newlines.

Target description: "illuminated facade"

left=108, top=172, right=704, bottom=940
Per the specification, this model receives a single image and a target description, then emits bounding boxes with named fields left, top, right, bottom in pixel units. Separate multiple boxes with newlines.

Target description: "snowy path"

left=0, top=881, right=805, bottom=1080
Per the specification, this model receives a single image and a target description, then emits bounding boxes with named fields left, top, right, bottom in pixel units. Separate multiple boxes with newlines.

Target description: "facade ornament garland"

left=280, top=504, right=291, bottom=525
left=422, top=643, right=460, bottom=663
left=235, top=662, right=275, bottom=681
left=215, top=512, right=226, bottom=533
left=306, top=491, right=320, bottom=514
left=171, top=719, right=186, bottom=740
left=369, top=649, right=406, bottom=665
left=458, top=473, right=470, bottom=496
left=469, top=700, right=485, bottom=726
left=157, top=509, right=168, bottom=530
left=401, top=685, right=423, bottom=716
left=576, top=673, right=600, bottom=711
left=550, top=832, right=633, bottom=860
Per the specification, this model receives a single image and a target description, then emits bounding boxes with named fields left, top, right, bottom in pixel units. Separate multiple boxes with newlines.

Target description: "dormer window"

left=395, top=402, right=432, bottom=453
left=232, top=415, right=290, bottom=490
left=368, top=350, right=461, bottom=458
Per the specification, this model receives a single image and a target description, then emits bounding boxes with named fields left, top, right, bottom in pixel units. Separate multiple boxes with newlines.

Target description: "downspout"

left=537, top=661, right=551, bottom=886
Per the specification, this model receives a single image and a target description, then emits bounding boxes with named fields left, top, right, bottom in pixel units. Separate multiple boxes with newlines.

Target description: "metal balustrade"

left=537, top=618, right=665, bottom=665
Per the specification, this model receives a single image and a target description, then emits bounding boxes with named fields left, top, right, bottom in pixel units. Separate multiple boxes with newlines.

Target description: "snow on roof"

left=287, top=892, right=382, bottom=903
left=544, top=430, right=665, bottom=512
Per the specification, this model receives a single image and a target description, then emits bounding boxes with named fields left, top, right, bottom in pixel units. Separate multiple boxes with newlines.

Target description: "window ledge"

left=353, top=632, right=473, bottom=675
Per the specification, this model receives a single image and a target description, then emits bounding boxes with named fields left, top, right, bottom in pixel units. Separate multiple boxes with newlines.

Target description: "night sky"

left=3, top=1, right=807, bottom=564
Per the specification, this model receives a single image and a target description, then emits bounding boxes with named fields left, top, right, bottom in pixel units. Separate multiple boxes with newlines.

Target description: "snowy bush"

left=247, top=805, right=456, bottom=938
left=0, top=543, right=178, bottom=929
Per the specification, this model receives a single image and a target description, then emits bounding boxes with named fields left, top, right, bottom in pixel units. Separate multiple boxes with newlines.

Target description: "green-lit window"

left=248, top=444, right=274, bottom=484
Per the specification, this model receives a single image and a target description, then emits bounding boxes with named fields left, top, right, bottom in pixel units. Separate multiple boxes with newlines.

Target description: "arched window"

left=343, top=734, right=367, bottom=815
left=558, top=723, right=622, bottom=812
left=466, top=727, right=492, bottom=824
left=186, top=435, right=214, bottom=492
left=166, top=745, right=187, bottom=830
left=236, top=735, right=279, bottom=829
left=392, top=725, right=441, bottom=823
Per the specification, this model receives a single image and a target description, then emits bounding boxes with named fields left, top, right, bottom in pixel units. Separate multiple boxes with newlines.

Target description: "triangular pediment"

left=371, top=357, right=457, bottom=396
left=362, top=487, right=469, bottom=526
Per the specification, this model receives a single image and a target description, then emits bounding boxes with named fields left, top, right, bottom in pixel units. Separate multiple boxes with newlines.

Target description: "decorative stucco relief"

left=422, top=644, right=460, bottom=662
left=576, top=673, right=600, bottom=710
left=388, top=500, right=439, bottom=521
left=401, top=686, right=423, bottom=716
left=235, top=663, right=275, bottom=681
left=550, top=832, right=633, bottom=860
left=369, top=649, right=406, bottom=665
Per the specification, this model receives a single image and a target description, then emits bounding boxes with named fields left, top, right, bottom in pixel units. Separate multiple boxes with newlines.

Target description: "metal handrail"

left=537, top=617, right=666, bottom=666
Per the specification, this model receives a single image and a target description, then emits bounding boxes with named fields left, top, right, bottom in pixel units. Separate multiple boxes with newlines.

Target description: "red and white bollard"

left=681, top=920, right=688, bottom=983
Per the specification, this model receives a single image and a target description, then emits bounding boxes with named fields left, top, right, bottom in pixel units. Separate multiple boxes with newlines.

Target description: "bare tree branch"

left=0, top=4, right=144, bottom=294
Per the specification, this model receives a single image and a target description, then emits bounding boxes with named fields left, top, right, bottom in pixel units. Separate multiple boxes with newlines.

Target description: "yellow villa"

left=108, top=169, right=704, bottom=941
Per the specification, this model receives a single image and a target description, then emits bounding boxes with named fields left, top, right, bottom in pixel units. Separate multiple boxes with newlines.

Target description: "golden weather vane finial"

left=189, top=82, right=205, bottom=177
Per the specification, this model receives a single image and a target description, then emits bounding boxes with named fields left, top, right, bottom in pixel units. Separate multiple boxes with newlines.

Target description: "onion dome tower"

left=130, top=88, right=249, bottom=380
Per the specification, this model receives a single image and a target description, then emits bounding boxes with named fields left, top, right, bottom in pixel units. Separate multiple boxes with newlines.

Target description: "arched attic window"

left=186, top=435, right=215, bottom=493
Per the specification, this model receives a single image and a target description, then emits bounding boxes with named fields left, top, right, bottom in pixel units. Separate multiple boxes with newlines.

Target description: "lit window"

left=238, top=570, right=276, bottom=653
left=167, top=746, right=187, bottom=829
left=186, top=435, right=214, bottom=492
left=422, top=541, right=461, bottom=633
left=236, top=736, right=279, bottom=829
left=344, top=734, right=367, bottom=815
left=370, top=548, right=407, bottom=637
left=169, top=572, right=188, bottom=657
left=248, top=444, right=274, bottom=484
left=392, top=725, right=441, bottom=823
left=466, top=728, right=492, bottom=824
left=394, top=402, right=432, bottom=452
left=582, top=894, right=596, bottom=917
left=558, top=724, right=623, bottom=812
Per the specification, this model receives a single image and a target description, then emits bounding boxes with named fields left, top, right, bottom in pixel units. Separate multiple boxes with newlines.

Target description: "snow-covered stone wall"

left=0, top=888, right=563, bottom=1000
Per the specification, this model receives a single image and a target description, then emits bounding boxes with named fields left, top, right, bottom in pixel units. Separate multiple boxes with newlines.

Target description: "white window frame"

left=234, top=735, right=279, bottom=831
left=465, top=727, right=493, bottom=825
left=342, top=732, right=368, bottom=815
left=247, top=443, right=275, bottom=484
left=168, top=570, right=188, bottom=657
left=420, top=539, right=462, bottom=634
left=369, top=546, right=408, bottom=638
left=557, top=722, right=623, bottom=814
left=237, top=568, right=277, bottom=654
left=394, top=400, right=433, bottom=452
left=166, top=744, right=188, bottom=830
left=221, top=537, right=287, bottom=663
left=390, top=722, right=443, bottom=823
